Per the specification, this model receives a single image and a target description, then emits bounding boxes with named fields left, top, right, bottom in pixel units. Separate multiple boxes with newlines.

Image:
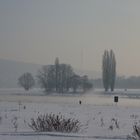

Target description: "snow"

left=0, top=89, right=139, bottom=139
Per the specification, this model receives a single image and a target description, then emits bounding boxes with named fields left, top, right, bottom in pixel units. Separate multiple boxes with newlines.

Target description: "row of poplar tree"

left=18, top=57, right=93, bottom=93
left=102, top=50, right=116, bottom=91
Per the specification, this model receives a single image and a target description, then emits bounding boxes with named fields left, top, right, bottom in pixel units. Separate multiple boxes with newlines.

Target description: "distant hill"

left=0, top=59, right=41, bottom=88
left=0, top=59, right=101, bottom=88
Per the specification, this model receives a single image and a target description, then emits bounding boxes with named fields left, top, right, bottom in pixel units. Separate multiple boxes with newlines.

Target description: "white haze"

left=1, top=0, right=140, bottom=76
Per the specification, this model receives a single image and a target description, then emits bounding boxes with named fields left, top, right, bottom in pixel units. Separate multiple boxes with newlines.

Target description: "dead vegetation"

left=29, top=113, right=81, bottom=133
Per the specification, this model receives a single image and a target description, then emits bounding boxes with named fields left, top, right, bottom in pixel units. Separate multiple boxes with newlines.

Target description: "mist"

left=1, top=0, right=140, bottom=76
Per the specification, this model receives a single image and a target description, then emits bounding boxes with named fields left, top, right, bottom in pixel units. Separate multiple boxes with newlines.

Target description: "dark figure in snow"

left=79, top=100, right=82, bottom=105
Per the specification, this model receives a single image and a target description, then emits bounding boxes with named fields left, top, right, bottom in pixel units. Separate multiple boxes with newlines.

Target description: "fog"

left=1, top=0, right=140, bottom=76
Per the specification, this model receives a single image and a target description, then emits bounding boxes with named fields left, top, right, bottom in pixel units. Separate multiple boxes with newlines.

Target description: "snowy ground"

left=0, top=89, right=139, bottom=140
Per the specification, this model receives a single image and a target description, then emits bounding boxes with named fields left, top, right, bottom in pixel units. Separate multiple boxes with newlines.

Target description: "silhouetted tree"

left=55, top=57, right=59, bottom=92
left=70, top=74, right=81, bottom=93
left=65, top=65, right=73, bottom=91
left=47, top=65, right=56, bottom=92
left=81, top=75, right=93, bottom=92
left=102, top=50, right=116, bottom=92
left=38, top=61, right=74, bottom=93
left=57, top=64, right=73, bottom=93
left=58, top=64, right=66, bottom=93
left=37, top=65, right=49, bottom=93
left=102, top=50, right=110, bottom=91
left=37, top=65, right=55, bottom=93
left=38, top=59, right=92, bottom=94
left=109, top=50, right=116, bottom=91
left=18, top=72, right=35, bottom=91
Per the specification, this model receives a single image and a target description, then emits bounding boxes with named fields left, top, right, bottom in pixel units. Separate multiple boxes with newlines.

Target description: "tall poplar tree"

left=102, top=50, right=116, bottom=92
left=102, top=50, right=110, bottom=91
left=109, top=50, right=116, bottom=91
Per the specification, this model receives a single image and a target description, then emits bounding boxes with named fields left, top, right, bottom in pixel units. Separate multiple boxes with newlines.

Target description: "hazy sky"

left=1, top=0, right=140, bottom=76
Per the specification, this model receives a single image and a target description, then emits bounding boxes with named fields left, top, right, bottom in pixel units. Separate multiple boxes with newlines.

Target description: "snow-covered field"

left=0, top=88, right=140, bottom=140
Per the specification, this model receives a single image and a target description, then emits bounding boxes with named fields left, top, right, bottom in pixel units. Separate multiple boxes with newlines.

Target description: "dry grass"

left=29, top=113, right=81, bottom=133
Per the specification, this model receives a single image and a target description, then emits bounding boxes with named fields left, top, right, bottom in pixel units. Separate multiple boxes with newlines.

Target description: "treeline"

left=18, top=58, right=93, bottom=93
left=92, top=76, right=140, bottom=89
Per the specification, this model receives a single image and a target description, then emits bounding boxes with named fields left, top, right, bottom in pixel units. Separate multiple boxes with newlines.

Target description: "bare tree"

left=18, top=72, right=35, bottom=91
left=38, top=58, right=92, bottom=94
left=70, top=74, right=81, bottom=93
left=37, top=65, right=55, bottom=93
left=55, top=57, right=59, bottom=92
left=38, top=61, right=74, bottom=94
left=81, top=75, right=93, bottom=92
left=58, top=64, right=73, bottom=93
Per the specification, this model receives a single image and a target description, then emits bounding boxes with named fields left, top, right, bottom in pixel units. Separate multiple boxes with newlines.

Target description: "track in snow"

left=0, top=132, right=127, bottom=139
